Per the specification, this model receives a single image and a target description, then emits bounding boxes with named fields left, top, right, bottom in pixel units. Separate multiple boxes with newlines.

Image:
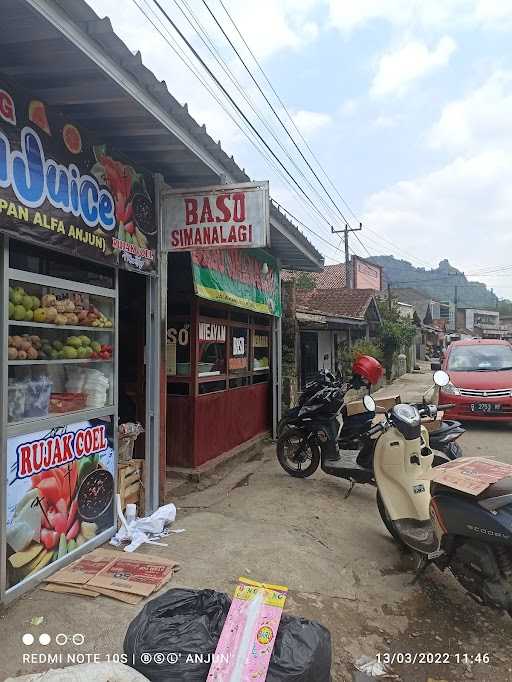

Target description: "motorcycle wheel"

left=376, top=491, right=406, bottom=548
left=276, top=428, right=320, bottom=478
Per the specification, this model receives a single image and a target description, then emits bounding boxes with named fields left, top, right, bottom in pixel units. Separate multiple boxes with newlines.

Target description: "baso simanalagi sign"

left=164, top=182, right=269, bottom=251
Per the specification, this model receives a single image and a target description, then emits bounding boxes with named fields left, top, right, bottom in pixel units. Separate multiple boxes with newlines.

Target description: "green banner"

left=191, top=249, right=281, bottom=317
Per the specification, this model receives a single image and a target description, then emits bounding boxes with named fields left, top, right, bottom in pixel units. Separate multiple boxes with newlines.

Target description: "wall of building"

left=317, top=330, right=333, bottom=372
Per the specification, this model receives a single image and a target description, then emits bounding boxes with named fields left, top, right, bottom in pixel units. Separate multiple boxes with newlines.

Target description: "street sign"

left=163, top=181, right=269, bottom=251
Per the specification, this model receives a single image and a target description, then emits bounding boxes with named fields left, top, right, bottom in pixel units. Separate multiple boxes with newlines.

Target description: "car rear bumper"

left=440, top=390, right=512, bottom=421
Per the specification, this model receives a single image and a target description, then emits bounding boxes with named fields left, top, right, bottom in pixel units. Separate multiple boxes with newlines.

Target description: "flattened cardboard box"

left=346, top=394, right=400, bottom=416
left=431, top=456, right=512, bottom=495
left=45, top=548, right=117, bottom=585
left=87, top=553, right=178, bottom=597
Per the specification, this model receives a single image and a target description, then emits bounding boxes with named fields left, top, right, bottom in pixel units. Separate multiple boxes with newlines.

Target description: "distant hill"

left=368, top=256, right=498, bottom=308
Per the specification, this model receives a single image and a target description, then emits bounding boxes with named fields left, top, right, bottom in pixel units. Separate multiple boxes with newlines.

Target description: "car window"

left=447, top=345, right=512, bottom=371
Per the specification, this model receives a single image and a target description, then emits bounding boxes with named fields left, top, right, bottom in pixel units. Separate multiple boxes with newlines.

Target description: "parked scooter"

left=276, top=356, right=383, bottom=486
left=371, top=370, right=512, bottom=616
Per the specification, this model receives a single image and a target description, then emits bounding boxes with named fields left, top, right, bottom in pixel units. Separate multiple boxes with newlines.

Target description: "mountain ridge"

left=367, top=256, right=498, bottom=309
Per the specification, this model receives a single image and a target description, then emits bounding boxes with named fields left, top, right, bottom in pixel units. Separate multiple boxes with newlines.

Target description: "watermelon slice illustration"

left=28, top=100, right=51, bottom=135
left=63, top=123, right=82, bottom=154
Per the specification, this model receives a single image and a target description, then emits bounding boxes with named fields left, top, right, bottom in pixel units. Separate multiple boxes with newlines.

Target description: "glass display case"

left=2, top=260, right=118, bottom=598
left=7, top=273, right=115, bottom=424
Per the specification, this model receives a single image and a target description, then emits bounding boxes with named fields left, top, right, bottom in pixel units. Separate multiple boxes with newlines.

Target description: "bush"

left=339, top=339, right=383, bottom=379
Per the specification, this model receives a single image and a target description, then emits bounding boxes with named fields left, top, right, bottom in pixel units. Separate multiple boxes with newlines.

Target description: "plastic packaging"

left=8, top=381, right=26, bottom=422
left=126, top=503, right=137, bottom=524
left=207, top=578, right=287, bottom=681
left=124, top=588, right=331, bottom=682
left=24, top=378, right=52, bottom=418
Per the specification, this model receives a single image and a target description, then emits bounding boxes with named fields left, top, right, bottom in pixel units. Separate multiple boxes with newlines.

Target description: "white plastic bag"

left=5, top=661, right=149, bottom=682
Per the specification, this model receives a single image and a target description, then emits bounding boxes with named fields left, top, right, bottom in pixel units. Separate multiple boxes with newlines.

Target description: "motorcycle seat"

left=432, top=476, right=512, bottom=499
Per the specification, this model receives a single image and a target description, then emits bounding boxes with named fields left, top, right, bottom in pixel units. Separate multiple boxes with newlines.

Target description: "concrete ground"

left=2, top=366, right=512, bottom=681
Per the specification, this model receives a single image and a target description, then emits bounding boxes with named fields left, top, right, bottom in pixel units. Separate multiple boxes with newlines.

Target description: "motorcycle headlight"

left=442, top=381, right=460, bottom=396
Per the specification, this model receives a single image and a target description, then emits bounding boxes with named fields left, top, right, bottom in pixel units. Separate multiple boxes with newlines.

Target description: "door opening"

left=118, top=270, right=147, bottom=458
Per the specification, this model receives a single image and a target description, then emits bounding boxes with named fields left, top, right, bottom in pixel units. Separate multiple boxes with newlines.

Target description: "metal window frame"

left=1, top=236, right=119, bottom=604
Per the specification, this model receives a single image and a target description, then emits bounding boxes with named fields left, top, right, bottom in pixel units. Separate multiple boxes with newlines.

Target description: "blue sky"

left=87, top=0, right=512, bottom=296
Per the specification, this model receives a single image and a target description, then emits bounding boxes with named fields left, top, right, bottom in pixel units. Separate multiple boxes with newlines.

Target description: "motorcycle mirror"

left=363, top=395, right=376, bottom=412
left=433, top=370, right=450, bottom=387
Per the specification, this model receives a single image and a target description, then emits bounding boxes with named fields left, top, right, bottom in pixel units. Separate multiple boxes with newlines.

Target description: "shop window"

left=167, top=321, right=191, bottom=376
left=9, top=239, right=114, bottom=289
left=168, top=382, right=190, bottom=396
left=198, top=319, right=226, bottom=376
left=7, top=276, right=114, bottom=423
left=199, top=379, right=226, bottom=394
left=253, top=330, right=270, bottom=373
left=199, top=305, right=225, bottom=319
left=231, top=310, right=249, bottom=323
left=229, top=376, right=250, bottom=388
left=229, top=326, right=249, bottom=374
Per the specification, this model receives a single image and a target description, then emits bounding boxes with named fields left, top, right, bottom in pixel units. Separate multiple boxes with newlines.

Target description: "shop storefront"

left=0, top=77, right=158, bottom=602
left=165, top=248, right=280, bottom=468
left=1, top=0, right=324, bottom=602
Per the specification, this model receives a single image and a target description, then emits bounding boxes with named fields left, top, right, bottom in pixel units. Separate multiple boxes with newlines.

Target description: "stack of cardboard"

left=42, top=548, right=178, bottom=605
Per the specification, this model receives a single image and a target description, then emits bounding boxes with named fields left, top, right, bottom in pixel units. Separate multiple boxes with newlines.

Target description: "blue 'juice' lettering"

left=98, top=191, right=115, bottom=230
left=1, top=124, right=116, bottom=230
left=69, top=165, right=80, bottom=216
left=11, top=128, right=45, bottom=207
left=46, top=162, right=70, bottom=210
left=80, top=178, right=98, bottom=226
left=0, top=131, right=9, bottom=187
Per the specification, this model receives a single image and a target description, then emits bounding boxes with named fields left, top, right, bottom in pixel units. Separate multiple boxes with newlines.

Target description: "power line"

left=214, top=0, right=441, bottom=269
left=170, top=0, right=344, bottom=227
left=132, top=0, right=341, bottom=254
left=149, top=0, right=344, bottom=233
left=201, top=0, right=352, bottom=228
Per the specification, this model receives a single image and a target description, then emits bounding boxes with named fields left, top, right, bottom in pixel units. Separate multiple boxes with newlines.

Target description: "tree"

left=376, top=298, right=417, bottom=380
left=294, top=272, right=316, bottom=290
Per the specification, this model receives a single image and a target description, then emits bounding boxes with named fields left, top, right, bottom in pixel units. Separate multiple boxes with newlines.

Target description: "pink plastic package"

left=207, top=576, right=288, bottom=681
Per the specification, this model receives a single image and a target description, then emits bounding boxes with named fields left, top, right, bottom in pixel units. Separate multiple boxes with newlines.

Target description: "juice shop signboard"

left=0, top=78, right=156, bottom=272
left=165, top=182, right=269, bottom=251
left=5, top=420, right=114, bottom=589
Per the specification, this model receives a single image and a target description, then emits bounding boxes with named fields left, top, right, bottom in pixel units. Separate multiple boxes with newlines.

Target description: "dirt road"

left=2, top=367, right=512, bottom=681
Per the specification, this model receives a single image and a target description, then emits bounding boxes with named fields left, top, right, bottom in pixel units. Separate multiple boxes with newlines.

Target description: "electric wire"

left=132, top=0, right=344, bottom=255
left=170, top=0, right=345, bottom=227
left=201, top=0, right=352, bottom=228
left=214, top=0, right=436, bottom=269
left=150, top=0, right=344, bottom=232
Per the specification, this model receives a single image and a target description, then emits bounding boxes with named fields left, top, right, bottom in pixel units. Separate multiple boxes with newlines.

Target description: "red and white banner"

left=164, top=182, right=269, bottom=251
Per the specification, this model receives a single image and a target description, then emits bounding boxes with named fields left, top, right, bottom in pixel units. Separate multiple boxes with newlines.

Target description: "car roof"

left=449, top=339, right=511, bottom=348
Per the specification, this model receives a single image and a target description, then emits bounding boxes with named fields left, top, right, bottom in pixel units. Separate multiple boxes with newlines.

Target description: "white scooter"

left=363, top=371, right=512, bottom=615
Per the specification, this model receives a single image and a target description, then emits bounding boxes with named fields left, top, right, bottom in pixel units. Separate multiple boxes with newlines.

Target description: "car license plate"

left=471, top=402, right=501, bottom=413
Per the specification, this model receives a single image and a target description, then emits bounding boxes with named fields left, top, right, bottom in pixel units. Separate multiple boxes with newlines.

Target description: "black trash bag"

left=124, top=588, right=230, bottom=681
left=124, top=588, right=331, bottom=682
left=268, top=614, right=331, bottom=682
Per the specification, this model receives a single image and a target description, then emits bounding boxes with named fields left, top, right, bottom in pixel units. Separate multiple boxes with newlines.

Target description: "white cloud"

left=428, top=70, right=512, bottom=152
left=363, top=150, right=512, bottom=294
left=221, top=0, right=321, bottom=59
left=371, top=37, right=456, bottom=96
left=328, top=0, right=512, bottom=33
left=340, top=98, right=358, bottom=116
left=291, top=110, right=332, bottom=135
left=372, top=114, right=401, bottom=128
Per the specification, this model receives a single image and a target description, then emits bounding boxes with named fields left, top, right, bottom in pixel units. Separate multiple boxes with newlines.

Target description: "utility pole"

left=388, top=282, right=392, bottom=312
left=331, top=222, right=362, bottom=289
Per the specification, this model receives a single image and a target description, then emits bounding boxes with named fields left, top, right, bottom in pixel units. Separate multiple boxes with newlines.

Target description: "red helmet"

left=352, top=355, right=384, bottom=385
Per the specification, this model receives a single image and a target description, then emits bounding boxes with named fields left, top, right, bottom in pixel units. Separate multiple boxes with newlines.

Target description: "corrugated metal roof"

left=3, top=0, right=323, bottom=270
